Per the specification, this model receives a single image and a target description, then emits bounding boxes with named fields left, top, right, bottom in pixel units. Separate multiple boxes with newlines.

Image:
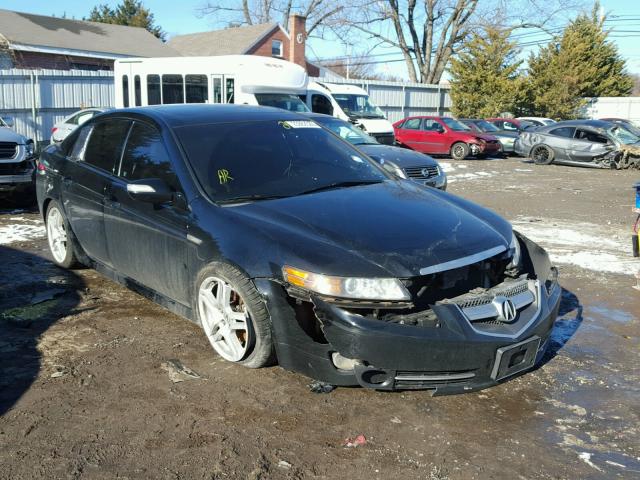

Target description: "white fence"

left=0, top=69, right=114, bottom=145
left=317, top=77, right=452, bottom=123
left=583, top=97, right=640, bottom=124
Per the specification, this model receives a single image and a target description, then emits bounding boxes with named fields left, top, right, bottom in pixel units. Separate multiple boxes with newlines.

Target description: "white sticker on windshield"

left=351, top=155, right=364, bottom=163
left=279, top=120, right=321, bottom=129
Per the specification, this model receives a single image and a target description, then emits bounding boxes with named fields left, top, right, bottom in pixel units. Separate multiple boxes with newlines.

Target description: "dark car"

left=37, top=104, right=560, bottom=395
left=307, top=113, right=447, bottom=190
left=515, top=119, right=640, bottom=169
left=394, top=116, right=502, bottom=160
left=486, top=118, right=535, bottom=133
left=0, top=116, right=37, bottom=196
left=460, top=118, right=519, bottom=155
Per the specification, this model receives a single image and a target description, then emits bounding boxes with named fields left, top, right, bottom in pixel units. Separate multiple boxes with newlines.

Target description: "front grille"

left=403, top=165, right=440, bottom=180
left=452, top=279, right=529, bottom=310
left=0, top=142, right=17, bottom=159
left=0, top=160, right=32, bottom=175
left=394, top=370, right=475, bottom=390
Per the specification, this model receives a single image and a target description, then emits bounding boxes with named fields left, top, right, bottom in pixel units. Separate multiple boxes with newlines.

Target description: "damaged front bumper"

left=255, top=237, right=561, bottom=395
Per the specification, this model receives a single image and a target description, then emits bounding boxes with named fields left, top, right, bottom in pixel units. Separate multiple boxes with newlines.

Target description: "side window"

left=423, top=119, right=443, bottom=131
left=502, top=121, right=517, bottom=131
left=226, top=78, right=235, bottom=104
left=213, top=77, right=222, bottom=103
left=403, top=118, right=421, bottom=130
left=122, top=75, right=129, bottom=108
left=549, top=126, right=576, bottom=138
left=118, top=122, right=180, bottom=191
left=312, top=95, right=333, bottom=115
left=186, top=74, right=208, bottom=103
left=76, top=111, right=94, bottom=125
left=147, top=74, right=161, bottom=105
left=575, top=129, right=609, bottom=144
left=162, top=74, right=184, bottom=104
left=62, top=124, right=89, bottom=158
left=83, top=120, right=131, bottom=174
left=134, top=75, right=142, bottom=106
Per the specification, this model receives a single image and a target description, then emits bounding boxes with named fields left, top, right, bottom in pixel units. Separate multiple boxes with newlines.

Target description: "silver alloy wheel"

left=198, top=276, right=252, bottom=362
left=47, top=206, right=68, bottom=263
left=452, top=144, right=466, bottom=158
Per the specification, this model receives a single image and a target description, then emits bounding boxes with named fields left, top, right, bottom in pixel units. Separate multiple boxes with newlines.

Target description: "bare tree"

left=197, top=0, right=343, bottom=37
left=333, top=0, right=585, bottom=84
left=320, top=52, right=381, bottom=79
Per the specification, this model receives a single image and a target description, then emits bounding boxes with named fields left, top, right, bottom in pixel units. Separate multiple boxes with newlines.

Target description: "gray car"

left=0, top=116, right=37, bottom=194
left=514, top=119, right=640, bottom=169
left=460, top=118, right=519, bottom=155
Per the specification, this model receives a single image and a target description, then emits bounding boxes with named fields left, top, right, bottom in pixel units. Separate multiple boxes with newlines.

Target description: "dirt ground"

left=1, top=157, right=639, bottom=480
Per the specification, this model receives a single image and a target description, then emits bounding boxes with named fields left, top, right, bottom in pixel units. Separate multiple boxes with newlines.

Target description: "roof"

left=547, top=120, right=613, bottom=129
left=168, top=23, right=283, bottom=56
left=0, top=9, right=177, bottom=58
left=106, top=104, right=304, bottom=128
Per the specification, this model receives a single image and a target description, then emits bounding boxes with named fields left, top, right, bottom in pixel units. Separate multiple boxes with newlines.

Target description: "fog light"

left=331, top=352, right=361, bottom=371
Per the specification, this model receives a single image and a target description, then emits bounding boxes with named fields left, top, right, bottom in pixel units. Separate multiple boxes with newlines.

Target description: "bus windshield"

left=255, top=93, right=310, bottom=112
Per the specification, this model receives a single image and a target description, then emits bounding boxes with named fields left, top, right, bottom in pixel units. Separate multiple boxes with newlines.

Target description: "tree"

left=87, top=0, right=165, bottom=40
left=449, top=27, right=523, bottom=117
left=321, top=53, right=381, bottom=79
left=197, top=0, right=343, bottom=37
left=523, top=2, right=633, bottom=118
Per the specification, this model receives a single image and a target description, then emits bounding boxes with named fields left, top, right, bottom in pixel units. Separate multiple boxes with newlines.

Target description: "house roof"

left=168, top=23, right=283, bottom=56
left=0, top=9, right=177, bottom=58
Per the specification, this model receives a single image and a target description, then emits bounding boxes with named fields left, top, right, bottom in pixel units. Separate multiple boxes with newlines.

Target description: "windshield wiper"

left=217, top=194, right=289, bottom=205
left=296, top=180, right=382, bottom=196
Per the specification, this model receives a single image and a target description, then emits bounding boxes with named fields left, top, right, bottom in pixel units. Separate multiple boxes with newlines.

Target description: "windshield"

left=176, top=119, right=387, bottom=203
left=441, top=117, right=471, bottom=131
left=609, top=125, right=640, bottom=145
left=312, top=116, right=378, bottom=145
left=255, top=93, right=310, bottom=112
left=333, top=94, right=385, bottom=119
left=474, top=120, right=499, bottom=132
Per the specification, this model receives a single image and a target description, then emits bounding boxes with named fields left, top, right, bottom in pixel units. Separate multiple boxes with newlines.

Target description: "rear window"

left=255, top=93, right=309, bottom=112
left=175, top=120, right=387, bottom=203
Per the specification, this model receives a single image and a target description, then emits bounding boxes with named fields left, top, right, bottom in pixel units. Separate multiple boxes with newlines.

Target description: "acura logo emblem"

left=492, top=296, right=517, bottom=322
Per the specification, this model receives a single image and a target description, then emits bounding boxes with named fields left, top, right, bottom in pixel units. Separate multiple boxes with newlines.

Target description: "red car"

left=394, top=116, right=501, bottom=160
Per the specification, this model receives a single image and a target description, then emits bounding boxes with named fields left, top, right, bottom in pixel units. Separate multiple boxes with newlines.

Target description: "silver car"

left=50, top=108, right=107, bottom=144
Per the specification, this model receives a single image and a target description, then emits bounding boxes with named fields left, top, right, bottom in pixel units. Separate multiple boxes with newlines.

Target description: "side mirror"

left=1, top=116, right=15, bottom=128
left=126, top=178, right=173, bottom=204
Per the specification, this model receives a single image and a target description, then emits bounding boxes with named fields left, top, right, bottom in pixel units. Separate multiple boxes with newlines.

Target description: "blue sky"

left=3, top=0, right=640, bottom=77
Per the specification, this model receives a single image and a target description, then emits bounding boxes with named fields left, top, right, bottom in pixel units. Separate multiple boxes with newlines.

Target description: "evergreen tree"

left=87, top=0, right=165, bottom=41
left=449, top=27, right=523, bottom=118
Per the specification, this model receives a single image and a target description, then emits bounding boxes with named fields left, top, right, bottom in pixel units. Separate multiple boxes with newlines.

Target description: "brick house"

left=0, top=9, right=176, bottom=70
left=168, top=15, right=321, bottom=76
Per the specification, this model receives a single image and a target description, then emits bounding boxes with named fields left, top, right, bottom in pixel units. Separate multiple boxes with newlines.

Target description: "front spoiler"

left=254, top=275, right=561, bottom=395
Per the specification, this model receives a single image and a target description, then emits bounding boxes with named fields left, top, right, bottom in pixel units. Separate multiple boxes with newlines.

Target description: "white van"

left=304, top=81, right=395, bottom=144
left=114, top=55, right=309, bottom=112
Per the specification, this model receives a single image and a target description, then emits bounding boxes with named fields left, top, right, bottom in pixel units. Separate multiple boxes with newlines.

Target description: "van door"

left=224, top=76, right=235, bottom=104
left=211, top=75, right=223, bottom=104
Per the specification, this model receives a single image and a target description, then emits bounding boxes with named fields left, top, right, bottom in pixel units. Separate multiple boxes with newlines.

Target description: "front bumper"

left=471, top=142, right=502, bottom=156
left=255, top=238, right=561, bottom=395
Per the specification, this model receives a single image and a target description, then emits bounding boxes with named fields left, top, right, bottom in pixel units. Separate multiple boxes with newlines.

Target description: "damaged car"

left=459, top=118, right=519, bottom=156
left=37, top=105, right=561, bottom=395
left=515, top=119, right=640, bottom=169
left=0, top=116, right=37, bottom=195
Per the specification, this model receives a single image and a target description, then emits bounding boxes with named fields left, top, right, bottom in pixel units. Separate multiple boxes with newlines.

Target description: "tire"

left=195, top=262, right=275, bottom=368
left=531, top=145, right=554, bottom=165
left=450, top=142, right=470, bottom=160
left=45, top=200, right=79, bottom=269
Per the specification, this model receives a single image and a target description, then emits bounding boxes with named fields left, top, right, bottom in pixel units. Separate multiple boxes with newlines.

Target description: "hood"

left=453, top=131, right=498, bottom=142
left=357, top=144, right=439, bottom=168
left=229, top=181, right=512, bottom=278
left=0, top=127, right=27, bottom=144
left=353, top=118, right=394, bottom=134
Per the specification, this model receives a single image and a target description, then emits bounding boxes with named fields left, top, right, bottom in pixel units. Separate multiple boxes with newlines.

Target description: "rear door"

left=569, top=128, right=612, bottom=163
left=61, top=118, right=131, bottom=266
left=103, top=121, right=192, bottom=305
left=396, top=118, right=422, bottom=150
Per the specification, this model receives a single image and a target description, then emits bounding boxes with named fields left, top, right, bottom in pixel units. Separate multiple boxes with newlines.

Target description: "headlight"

left=380, top=160, right=407, bottom=179
left=509, top=232, right=521, bottom=268
left=283, top=265, right=411, bottom=301
left=25, top=141, right=35, bottom=158
left=474, top=137, right=486, bottom=143
left=546, top=266, right=559, bottom=294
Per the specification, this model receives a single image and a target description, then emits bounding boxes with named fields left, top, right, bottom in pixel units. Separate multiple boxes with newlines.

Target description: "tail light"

left=51, top=127, right=58, bottom=134
left=37, top=161, right=46, bottom=173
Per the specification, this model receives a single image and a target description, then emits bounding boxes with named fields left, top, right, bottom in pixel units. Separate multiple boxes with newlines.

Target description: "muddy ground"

left=1, top=157, right=639, bottom=479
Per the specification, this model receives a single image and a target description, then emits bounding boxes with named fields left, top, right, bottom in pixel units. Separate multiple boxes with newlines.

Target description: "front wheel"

left=450, top=142, right=470, bottom=161
left=531, top=145, right=554, bottom=165
left=46, top=200, right=79, bottom=268
left=196, top=263, right=275, bottom=368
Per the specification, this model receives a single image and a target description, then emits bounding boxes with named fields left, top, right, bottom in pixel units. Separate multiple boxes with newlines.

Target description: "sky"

left=2, top=0, right=640, bottom=79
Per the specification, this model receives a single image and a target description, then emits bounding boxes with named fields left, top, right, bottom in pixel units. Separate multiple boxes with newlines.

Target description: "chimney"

left=288, top=14, right=306, bottom=69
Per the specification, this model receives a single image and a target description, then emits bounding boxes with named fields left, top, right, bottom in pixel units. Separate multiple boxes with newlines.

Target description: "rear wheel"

left=196, top=263, right=275, bottom=368
left=46, top=200, right=79, bottom=268
left=531, top=145, right=554, bottom=165
left=451, top=142, right=469, bottom=161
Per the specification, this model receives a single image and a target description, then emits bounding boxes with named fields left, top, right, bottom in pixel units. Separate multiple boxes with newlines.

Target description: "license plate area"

left=491, top=336, right=541, bottom=381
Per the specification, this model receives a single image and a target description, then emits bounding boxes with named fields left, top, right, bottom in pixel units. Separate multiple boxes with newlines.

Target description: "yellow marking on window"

left=218, top=169, right=233, bottom=184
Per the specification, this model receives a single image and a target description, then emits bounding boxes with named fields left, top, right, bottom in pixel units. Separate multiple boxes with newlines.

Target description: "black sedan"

left=307, top=113, right=447, bottom=189
left=36, top=105, right=560, bottom=394
left=515, top=119, right=640, bottom=169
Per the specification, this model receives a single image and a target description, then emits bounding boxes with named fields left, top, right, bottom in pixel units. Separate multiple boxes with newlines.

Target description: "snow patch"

left=0, top=219, right=45, bottom=245
left=578, top=452, right=602, bottom=472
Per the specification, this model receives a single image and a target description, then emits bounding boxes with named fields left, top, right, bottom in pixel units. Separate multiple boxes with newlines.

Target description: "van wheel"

left=531, top=145, right=554, bottom=165
left=46, top=200, right=79, bottom=268
left=451, top=142, right=469, bottom=160
left=196, top=263, right=275, bottom=368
